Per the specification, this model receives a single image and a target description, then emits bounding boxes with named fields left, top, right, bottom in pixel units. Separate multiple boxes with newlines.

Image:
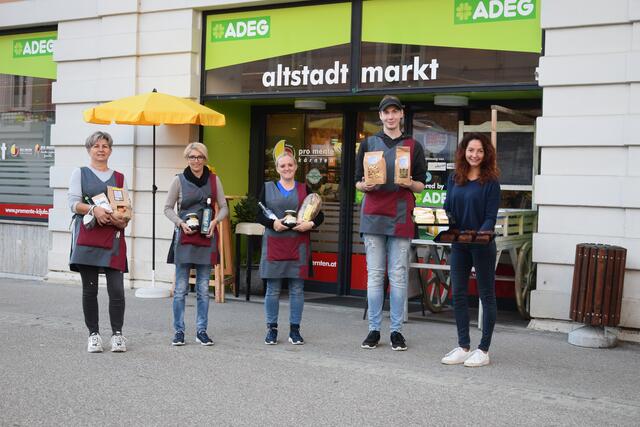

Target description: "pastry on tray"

left=457, top=233, right=474, bottom=242
left=475, top=230, right=494, bottom=243
left=475, top=234, right=492, bottom=243
left=413, top=207, right=435, bottom=224
left=437, top=229, right=459, bottom=242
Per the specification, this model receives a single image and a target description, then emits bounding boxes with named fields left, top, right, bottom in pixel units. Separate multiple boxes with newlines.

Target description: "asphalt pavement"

left=1, top=277, right=639, bottom=426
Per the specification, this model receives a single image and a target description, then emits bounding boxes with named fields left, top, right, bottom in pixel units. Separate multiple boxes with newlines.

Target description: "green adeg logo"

left=13, top=37, right=55, bottom=58
left=211, top=16, right=270, bottom=42
left=454, top=0, right=536, bottom=24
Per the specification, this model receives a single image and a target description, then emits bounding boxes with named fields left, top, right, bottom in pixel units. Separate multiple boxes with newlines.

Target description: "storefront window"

left=463, top=107, right=539, bottom=209
left=264, top=113, right=342, bottom=202
left=264, top=112, right=344, bottom=286
left=413, top=111, right=459, bottom=208
left=206, top=45, right=352, bottom=95
left=359, top=42, right=539, bottom=91
left=0, top=74, right=55, bottom=222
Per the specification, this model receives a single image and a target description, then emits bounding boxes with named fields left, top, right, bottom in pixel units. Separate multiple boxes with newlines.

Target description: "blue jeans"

left=363, top=234, right=411, bottom=333
left=265, top=278, right=304, bottom=325
left=173, top=263, right=212, bottom=333
left=450, top=241, right=497, bottom=352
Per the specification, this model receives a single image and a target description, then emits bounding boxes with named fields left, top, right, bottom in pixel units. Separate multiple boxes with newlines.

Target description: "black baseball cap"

left=378, top=95, right=404, bottom=111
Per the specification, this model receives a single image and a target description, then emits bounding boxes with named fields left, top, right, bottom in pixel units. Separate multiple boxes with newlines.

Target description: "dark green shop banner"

left=362, top=0, right=540, bottom=53
left=205, top=3, right=351, bottom=71
left=0, top=31, right=57, bottom=79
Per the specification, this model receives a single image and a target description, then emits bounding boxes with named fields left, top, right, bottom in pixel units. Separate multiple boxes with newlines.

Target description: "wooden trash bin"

left=570, top=244, right=627, bottom=327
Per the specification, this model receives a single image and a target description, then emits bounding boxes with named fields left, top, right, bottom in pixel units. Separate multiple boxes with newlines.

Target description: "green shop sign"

left=13, top=36, right=55, bottom=57
left=355, top=188, right=447, bottom=208
left=0, top=31, right=57, bottom=79
left=416, top=189, right=447, bottom=208
left=205, top=3, right=350, bottom=70
left=362, top=0, right=541, bottom=53
left=210, top=16, right=270, bottom=42
left=454, top=0, right=537, bottom=24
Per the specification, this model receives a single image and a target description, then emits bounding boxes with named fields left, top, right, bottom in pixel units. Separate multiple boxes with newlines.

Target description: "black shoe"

left=361, top=330, right=380, bottom=349
left=288, top=324, right=304, bottom=345
left=390, top=331, right=407, bottom=351
left=172, top=331, right=185, bottom=346
left=265, top=323, right=278, bottom=345
left=196, top=330, right=214, bottom=346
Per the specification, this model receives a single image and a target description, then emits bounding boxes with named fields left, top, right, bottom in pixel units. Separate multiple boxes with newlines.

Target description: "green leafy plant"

left=232, top=193, right=258, bottom=230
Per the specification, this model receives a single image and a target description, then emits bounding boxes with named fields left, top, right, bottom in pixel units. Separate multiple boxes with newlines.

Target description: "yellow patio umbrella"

left=83, top=89, right=225, bottom=297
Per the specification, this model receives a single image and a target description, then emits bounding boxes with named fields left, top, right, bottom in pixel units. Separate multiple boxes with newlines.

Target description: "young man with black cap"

left=355, top=95, right=426, bottom=351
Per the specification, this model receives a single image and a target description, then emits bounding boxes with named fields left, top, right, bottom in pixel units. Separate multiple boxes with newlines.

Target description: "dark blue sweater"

left=443, top=174, right=500, bottom=231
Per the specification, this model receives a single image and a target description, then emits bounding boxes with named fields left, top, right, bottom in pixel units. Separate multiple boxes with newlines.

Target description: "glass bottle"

left=201, top=197, right=212, bottom=235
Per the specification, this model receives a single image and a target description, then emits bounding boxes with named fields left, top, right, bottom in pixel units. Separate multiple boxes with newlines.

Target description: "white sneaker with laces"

left=111, top=333, right=127, bottom=352
left=464, top=349, right=490, bottom=367
left=441, top=347, right=471, bottom=365
left=87, top=333, right=103, bottom=353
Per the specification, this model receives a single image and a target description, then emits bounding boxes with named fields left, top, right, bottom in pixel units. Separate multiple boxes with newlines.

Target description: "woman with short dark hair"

left=68, top=131, right=131, bottom=353
left=441, top=132, right=500, bottom=367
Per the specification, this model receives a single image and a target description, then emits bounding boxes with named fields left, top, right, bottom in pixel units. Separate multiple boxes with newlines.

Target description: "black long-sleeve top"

left=443, top=174, right=500, bottom=231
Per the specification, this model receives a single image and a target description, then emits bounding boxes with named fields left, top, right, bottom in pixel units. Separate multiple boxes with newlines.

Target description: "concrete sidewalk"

left=1, top=277, right=639, bottom=426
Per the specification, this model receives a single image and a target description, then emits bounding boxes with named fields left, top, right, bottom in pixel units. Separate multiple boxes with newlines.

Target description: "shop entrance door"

left=264, top=113, right=344, bottom=293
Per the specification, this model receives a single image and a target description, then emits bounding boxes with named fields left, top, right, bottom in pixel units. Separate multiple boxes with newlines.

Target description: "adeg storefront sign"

left=262, top=57, right=440, bottom=89
left=13, top=36, right=55, bottom=57
left=454, top=0, right=536, bottom=24
left=211, top=16, right=270, bottom=42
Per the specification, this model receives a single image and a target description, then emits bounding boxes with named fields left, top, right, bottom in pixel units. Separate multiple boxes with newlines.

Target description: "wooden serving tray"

left=434, top=230, right=495, bottom=245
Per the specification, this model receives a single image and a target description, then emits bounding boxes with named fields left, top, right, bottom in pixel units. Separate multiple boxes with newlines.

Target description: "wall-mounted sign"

left=0, top=31, right=57, bottom=79
left=454, top=0, right=537, bottom=25
left=204, top=1, right=540, bottom=95
left=210, top=16, right=270, bottom=42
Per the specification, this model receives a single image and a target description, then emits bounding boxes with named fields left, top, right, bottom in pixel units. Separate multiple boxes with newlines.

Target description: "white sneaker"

left=87, top=333, right=103, bottom=353
left=464, top=349, right=490, bottom=367
left=441, top=347, right=471, bottom=365
left=110, top=332, right=127, bottom=352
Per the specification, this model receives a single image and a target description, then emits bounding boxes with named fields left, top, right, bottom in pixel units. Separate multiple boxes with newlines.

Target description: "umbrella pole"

left=152, top=123, right=156, bottom=284
left=135, top=123, right=169, bottom=298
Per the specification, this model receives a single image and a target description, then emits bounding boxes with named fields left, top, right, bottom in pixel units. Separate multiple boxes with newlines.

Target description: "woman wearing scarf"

left=164, top=142, right=228, bottom=347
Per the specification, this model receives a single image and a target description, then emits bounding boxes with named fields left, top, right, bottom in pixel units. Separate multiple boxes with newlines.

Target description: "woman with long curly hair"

left=441, top=132, right=500, bottom=367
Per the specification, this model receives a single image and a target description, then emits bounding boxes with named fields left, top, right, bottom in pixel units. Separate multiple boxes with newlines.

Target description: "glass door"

left=264, top=113, right=344, bottom=292
left=349, top=111, right=382, bottom=294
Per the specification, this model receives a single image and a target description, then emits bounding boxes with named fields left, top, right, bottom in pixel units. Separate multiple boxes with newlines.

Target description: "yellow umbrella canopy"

left=82, top=90, right=225, bottom=291
left=83, top=90, right=225, bottom=126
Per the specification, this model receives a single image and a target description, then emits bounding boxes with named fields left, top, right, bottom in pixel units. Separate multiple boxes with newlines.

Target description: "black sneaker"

left=172, top=331, right=185, bottom=346
left=390, top=331, right=407, bottom=351
left=288, top=324, right=304, bottom=345
left=196, top=330, right=214, bottom=346
left=265, top=325, right=278, bottom=345
left=361, top=330, right=380, bottom=349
